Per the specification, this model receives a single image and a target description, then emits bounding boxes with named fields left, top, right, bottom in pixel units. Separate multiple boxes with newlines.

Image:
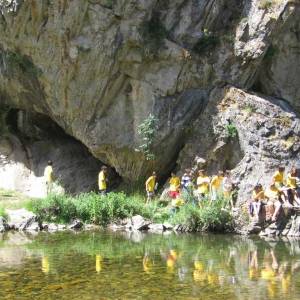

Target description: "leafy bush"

left=259, top=0, right=274, bottom=10
left=137, top=113, right=159, bottom=161
left=225, top=123, right=238, bottom=139
left=169, top=199, right=233, bottom=232
left=139, top=12, right=167, bottom=59
left=27, top=192, right=233, bottom=232
left=4, top=51, right=42, bottom=77
left=0, top=205, right=7, bottom=220
left=193, top=30, right=219, bottom=55
left=27, top=192, right=157, bottom=226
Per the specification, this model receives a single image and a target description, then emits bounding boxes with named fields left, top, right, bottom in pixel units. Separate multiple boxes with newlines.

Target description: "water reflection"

left=1, top=231, right=300, bottom=299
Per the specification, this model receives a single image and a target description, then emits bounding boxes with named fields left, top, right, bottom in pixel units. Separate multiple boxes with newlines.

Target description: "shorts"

left=99, top=189, right=107, bottom=195
left=147, top=191, right=155, bottom=198
left=168, top=191, right=179, bottom=199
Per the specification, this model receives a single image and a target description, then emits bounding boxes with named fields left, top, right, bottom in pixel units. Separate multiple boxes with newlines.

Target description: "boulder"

left=25, top=222, right=40, bottom=232
left=6, top=209, right=37, bottom=231
left=148, top=223, right=164, bottom=233
left=131, top=215, right=151, bottom=231
left=0, top=217, right=9, bottom=233
left=68, top=219, right=83, bottom=230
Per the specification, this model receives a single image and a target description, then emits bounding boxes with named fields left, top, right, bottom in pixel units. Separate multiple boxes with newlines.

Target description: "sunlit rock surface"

left=0, top=0, right=299, bottom=201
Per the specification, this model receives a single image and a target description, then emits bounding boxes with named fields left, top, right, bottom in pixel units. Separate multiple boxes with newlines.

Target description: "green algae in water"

left=1, top=231, right=300, bottom=299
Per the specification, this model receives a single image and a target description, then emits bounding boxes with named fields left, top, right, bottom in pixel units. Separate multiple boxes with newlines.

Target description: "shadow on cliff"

left=0, top=109, right=120, bottom=195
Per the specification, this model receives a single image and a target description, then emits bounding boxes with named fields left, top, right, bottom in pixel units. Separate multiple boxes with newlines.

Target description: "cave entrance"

left=1, top=108, right=121, bottom=195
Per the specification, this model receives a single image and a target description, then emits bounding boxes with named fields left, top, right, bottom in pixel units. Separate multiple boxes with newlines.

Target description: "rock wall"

left=0, top=0, right=299, bottom=200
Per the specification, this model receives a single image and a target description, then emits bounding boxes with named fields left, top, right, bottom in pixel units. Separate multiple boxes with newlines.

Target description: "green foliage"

left=243, top=103, right=257, bottom=114
left=139, top=12, right=167, bottom=59
left=169, top=199, right=233, bottom=232
left=102, top=0, right=115, bottom=9
left=27, top=191, right=233, bottom=232
left=193, top=30, right=219, bottom=55
left=0, top=205, right=7, bottom=220
left=264, top=44, right=278, bottom=60
left=137, top=113, right=159, bottom=161
left=27, top=192, right=156, bottom=226
left=4, top=51, right=41, bottom=77
left=259, top=0, right=274, bottom=9
left=225, top=123, right=238, bottom=139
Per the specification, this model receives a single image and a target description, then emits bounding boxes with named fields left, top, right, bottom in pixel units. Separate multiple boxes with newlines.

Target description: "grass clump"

left=169, top=199, right=233, bottom=232
left=27, top=192, right=156, bottom=226
left=0, top=205, right=8, bottom=220
left=225, top=123, right=238, bottom=139
left=26, top=192, right=233, bottom=233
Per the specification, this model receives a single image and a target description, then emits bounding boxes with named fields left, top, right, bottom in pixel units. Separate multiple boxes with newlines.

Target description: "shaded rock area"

left=244, top=208, right=300, bottom=238
left=0, top=0, right=299, bottom=204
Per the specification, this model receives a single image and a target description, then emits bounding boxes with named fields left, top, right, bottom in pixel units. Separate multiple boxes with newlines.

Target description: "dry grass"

left=0, top=189, right=30, bottom=210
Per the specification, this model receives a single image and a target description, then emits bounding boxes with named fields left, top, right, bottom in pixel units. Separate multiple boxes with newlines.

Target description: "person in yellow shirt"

left=272, top=166, right=285, bottom=188
left=98, top=166, right=108, bottom=194
left=249, top=184, right=267, bottom=220
left=145, top=172, right=157, bottom=203
left=265, top=182, right=280, bottom=200
left=44, top=160, right=54, bottom=195
left=169, top=173, right=181, bottom=199
left=210, top=171, right=224, bottom=201
left=287, top=167, right=300, bottom=206
left=196, top=170, right=210, bottom=200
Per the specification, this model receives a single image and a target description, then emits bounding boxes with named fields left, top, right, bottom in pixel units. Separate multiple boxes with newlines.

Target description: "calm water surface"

left=1, top=230, right=300, bottom=300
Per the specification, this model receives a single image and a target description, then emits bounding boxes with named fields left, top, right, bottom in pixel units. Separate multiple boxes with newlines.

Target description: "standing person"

left=145, top=172, right=157, bottom=203
left=181, top=170, right=192, bottom=190
left=98, top=166, right=108, bottom=195
left=44, top=160, right=54, bottom=195
left=196, top=170, right=210, bottom=201
left=169, top=172, right=181, bottom=199
left=223, top=170, right=235, bottom=207
left=210, top=171, right=224, bottom=201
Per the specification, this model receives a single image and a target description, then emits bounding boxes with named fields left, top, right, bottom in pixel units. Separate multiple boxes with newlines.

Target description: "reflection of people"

left=44, top=160, right=54, bottom=195
left=166, top=250, right=178, bottom=273
left=42, top=255, right=50, bottom=274
left=96, top=254, right=103, bottom=273
left=98, top=166, right=108, bottom=195
left=143, top=254, right=153, bottom=274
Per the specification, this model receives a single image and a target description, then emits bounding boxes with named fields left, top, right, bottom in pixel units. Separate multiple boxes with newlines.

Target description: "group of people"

left=249, top=166, right=300, bottom=223
left=145, top=169, right=237, bottom=207
left=45, top=160, right=300, bottom=224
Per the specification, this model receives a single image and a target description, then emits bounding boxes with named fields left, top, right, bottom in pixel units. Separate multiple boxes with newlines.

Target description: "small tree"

left=137, top=114, right=159, bottom=161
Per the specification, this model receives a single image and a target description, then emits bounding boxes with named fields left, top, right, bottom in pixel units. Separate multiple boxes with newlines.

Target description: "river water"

left=1, top=231, right=300, bottom=300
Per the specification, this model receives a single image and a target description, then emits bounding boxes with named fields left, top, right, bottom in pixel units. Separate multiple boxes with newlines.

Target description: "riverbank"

left=0, top=190, right=234, bottom=234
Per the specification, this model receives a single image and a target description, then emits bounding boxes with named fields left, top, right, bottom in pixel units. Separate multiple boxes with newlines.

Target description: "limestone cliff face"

left=0, top=0, right=299, bottom=199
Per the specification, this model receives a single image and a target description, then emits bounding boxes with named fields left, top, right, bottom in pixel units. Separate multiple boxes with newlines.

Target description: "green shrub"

left=169, top=199, right=233, bottom=232
left=0, top=205, right=7, bottom=220
left=137, top=113, right=159, bottom=161
left=139, top=12, right=167, bottom=59
left=225, top=123, right=238, bottom=139
left=28, top=192, right=157, bottom=226
left=193, top=30, right=219, bottom=55
left=264, top=44, right=278, bottom=60
left=3, top=51, right=42, bottom=77
left=259, top=0, right=274, bottom=10
left=27, top=192, right=233, bottom=232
